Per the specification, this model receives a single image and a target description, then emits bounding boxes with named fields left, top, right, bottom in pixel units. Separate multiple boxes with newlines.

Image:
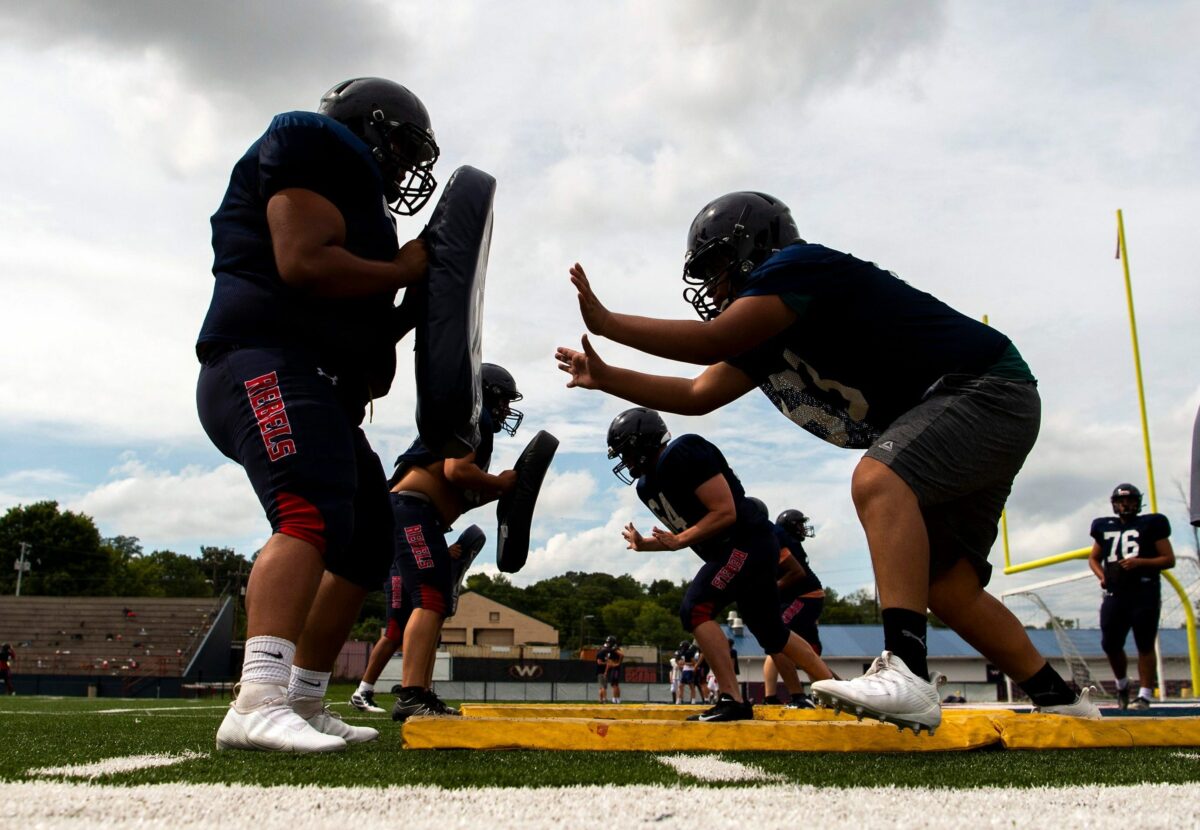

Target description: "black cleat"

left=686, top=694, right=753, bottom=722
left=1117, top=685, right=1130, bottom=710
left=391, top=687, right=462, bottom=722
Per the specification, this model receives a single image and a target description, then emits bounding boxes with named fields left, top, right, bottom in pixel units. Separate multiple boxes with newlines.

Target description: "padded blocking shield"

left=448, top=523, right=486, bottom=616
left=412, top=165, right=496, bottom=459
left=496, top=430, right=559, bottom=573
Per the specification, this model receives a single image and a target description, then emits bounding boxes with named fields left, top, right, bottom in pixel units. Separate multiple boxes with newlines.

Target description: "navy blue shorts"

left=391, top=494, right=453, bottom=617
left=196, top=346, right=393, bottom=590
left=780, top=595, right=823, bottom=654
left=1101, top=587, right=1161, bottom=656
left=680, top=530, right=790, bottom=654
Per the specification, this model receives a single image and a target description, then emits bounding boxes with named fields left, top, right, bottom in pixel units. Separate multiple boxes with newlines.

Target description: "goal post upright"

left=996, top=212, right=1200, bottom=695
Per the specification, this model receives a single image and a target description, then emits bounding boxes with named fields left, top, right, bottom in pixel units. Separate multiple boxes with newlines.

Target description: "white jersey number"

left=1103, top=529, right=1140, bottom=561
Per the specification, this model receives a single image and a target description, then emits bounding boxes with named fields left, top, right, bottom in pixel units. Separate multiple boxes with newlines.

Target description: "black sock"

left=1018, top=663, right=1076, bottom=707
left=881, top=607, right=929, bottom=679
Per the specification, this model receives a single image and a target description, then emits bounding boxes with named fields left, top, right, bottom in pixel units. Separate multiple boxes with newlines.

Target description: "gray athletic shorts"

left=864, top=374, right=1040, bottom=587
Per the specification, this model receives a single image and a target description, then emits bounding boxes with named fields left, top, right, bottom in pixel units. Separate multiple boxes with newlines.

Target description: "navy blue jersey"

left=595, top=647, right=624, bottom=666
left=730, top=244, right=1029, bottom=449
left=198, top=111, right=402, bottom=404
left=392, top=409, right=495, bottom=485
left=773, top=524, right=823, bottom=597
left=635, top=434, right=770, bottom=562
left=1090, top=513, right=1172, bottom=593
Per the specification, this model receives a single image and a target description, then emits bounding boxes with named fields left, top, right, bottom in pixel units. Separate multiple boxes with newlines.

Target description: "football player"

left=387, top=364, right=522, bottom=722
left=758, top=504, right=825, bottom=708
left=608, top=407, right=833, bottom=722
left=1087, top=483, right=1175, bottom=710
left=350, top=526, right=481, bottom=714
left=595, top=635, right=624, bottom=703
left=558, top=192, right=1098, bottom=734
left=200, top=77, right=439, bottom=752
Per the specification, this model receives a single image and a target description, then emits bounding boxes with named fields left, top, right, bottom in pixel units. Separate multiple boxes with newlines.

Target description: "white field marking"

left=657, top=753, right=784, bottom=782
left=2, top=782, right=1199, bottom=829
left=1173, top=751, right=1200, bottom=760
left=93, top=705, right=229, bottom=713
left=28, top=751, right=208, bottom=780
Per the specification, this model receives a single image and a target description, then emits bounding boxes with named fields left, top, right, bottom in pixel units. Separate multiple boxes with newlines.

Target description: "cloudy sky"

left=1, top=1, right=1197, bottom=624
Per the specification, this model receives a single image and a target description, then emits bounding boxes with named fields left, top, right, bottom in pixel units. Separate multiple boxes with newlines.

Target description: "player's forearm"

left=675, top=509, right=736, bottom=548
left=593, top=365, right=715, bottom=416
left=279, top=246, right=417, bottom=298
left=604, top=312, right=727, bottom=365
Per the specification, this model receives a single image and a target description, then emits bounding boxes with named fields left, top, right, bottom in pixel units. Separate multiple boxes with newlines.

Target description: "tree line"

left=2, top=501, right=887, bottom=651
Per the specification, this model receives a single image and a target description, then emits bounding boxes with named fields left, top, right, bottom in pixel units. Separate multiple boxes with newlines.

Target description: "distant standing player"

left=596, top=635, right=624, bottom=704
left=0, top=642, right=14, bottom=695
left=1088, top=483, right=1175, bottom=710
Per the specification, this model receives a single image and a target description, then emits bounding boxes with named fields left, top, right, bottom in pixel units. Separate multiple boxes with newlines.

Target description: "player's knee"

left=850, top=458, right=911, bottom=512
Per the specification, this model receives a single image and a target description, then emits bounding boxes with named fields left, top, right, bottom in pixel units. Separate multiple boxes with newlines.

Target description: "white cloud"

left=65, top=458, right=267, bottom=556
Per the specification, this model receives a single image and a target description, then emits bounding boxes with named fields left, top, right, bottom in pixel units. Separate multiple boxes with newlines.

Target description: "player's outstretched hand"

left=570, top=262, right=611, bottom=336
left=555, top=334, right=606, bottom=389
left=448, top=543, right=463, bottom=561
left=622, top=522, right=647, bottom=551
left=651, top=526, right=683, bottom=551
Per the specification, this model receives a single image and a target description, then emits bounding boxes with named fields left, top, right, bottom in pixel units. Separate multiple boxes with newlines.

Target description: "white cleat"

left=1035, top=686, right=1102, bottom=720
left=216, top=683, right=346, bottom=753
left=811, top=651, right=944, bottom=736
left=349, top=690, right=386, bottom=714
left=292, top=697, right=380, bottom=744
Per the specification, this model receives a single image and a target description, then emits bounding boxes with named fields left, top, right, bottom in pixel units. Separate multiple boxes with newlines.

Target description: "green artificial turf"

left=3, top=686, right=1199, bottom=789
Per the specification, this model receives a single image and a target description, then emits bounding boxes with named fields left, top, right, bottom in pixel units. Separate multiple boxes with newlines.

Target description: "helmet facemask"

left=365, top=113, right=440, bottom=215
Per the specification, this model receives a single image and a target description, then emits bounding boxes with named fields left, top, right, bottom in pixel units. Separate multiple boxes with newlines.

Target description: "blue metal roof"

left=723, top=624, right=1193, bottom=660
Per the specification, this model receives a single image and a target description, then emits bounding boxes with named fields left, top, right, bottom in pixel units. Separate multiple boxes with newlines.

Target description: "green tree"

left=124, top=551, right=212, bottom=597
left=632, top=600, right=685, bottom=651
left=0, top=501, right=112, bottom=595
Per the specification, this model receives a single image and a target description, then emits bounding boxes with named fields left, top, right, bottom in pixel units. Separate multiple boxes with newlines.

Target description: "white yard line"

left=0, top=782, right=1197, bottom=829
left=28, top=752, right=208, bottom=780
left=657, top=753, right=784, bottom=782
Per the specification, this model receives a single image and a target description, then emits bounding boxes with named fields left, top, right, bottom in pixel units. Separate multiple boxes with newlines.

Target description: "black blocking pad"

left=412, top=165, right=496, bottom=459
left=496, top=430, right=559, bottom=573
left=448, top=523, right=486, bottom=616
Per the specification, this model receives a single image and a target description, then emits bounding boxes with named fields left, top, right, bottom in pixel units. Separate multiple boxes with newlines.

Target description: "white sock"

left=1116, top=677, right=1130, bottom=690
left=288, top=666, right=331, bottom=701
left=241, top=636, right=295, bottom=687
left=614, top=697, right=620, bottom=704
left=1139, top=686, right=1153, bottom=700
left=356, top=681, right=375, bottom=695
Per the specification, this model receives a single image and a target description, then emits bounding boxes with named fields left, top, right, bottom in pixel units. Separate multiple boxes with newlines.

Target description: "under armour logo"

left=253, top=650, right=284, bottom=660
left=902, top=630, right=926, bottom=649
left=879, top=440, right=894, bottom=451
left=317, top=368, right=338, bottom=386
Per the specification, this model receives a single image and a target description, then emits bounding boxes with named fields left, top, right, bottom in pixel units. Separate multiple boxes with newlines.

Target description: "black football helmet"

left=319, top=77, right=439, bottom=215
left=745, top=496, right=769, bottom=521
left=605, top=635, right=618, bottom=647
left=481, top=363, right=523, bottom=436
left=1111, top=483, right=1143, bottom=519
left=776, top=508, right=815, bottom=539
left=682, top=191, right=802, bottom=320
left=606, top=408, right=670, bottom=485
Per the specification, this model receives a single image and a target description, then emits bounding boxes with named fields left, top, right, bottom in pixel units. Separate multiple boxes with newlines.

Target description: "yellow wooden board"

left=402, top=714, right=1002, bottom=752
left=997, top=715, right=1200, bottom=749
left=458, top=703, right=1010, bottom=723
